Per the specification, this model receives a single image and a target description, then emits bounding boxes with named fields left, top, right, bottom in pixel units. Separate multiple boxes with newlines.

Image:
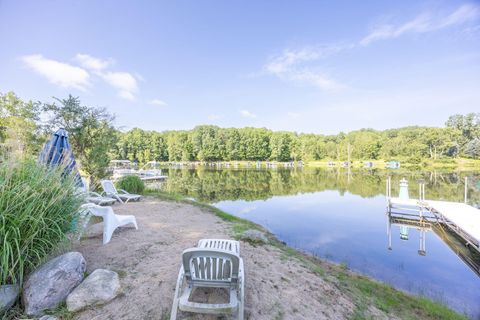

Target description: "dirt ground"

left=73, top=197, right=357, bottom=320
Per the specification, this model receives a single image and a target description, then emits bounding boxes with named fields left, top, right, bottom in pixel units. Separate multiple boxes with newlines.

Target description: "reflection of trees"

left=159, top=168, right=480, bottom=204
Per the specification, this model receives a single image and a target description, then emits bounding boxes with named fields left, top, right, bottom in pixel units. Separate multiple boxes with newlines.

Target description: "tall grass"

left=0, top=158, right=83, bottom=286
left=116, top=175, right=145, bottom=194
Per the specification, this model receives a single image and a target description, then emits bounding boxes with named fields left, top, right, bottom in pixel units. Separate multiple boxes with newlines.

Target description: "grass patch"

left=0, top=158, right=83, bottom=286
left=116, top=175, right=145, bottom=194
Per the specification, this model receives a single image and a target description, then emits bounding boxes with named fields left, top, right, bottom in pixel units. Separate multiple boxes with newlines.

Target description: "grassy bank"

left=147, top=190, right=468, bottom=320
left=306, top=158, right=480, bottom=170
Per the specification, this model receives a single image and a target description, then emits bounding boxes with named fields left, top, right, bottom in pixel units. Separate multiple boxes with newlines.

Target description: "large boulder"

left=22, top=252, right=86, bottom=316
left=66, top=269, right=121, bottom=312
left=0, top=284, right=20, bottom=313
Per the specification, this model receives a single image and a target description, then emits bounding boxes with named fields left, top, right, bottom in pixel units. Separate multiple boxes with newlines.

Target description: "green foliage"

left=112, top=115, right=480, bottom=164
left=116, top=175, right=145, bottom=194
left=42, top=95, right=117, bottom=179
left=0, top=158, right=83, bottom=285
left=157, top=168, right=480, bottom=204
left=2, top=91, right=480, bottom=166
left=464, top=138, right=480, bottom=159
left=0, top=92, right=43, bottom=156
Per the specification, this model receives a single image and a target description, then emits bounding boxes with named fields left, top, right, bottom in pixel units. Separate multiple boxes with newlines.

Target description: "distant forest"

left=1, top=92, right=479, bottom=176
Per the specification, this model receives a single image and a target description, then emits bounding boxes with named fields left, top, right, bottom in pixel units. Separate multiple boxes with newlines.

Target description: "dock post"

left=399, top=178, right=409, bottom=199
left=464, top=177, right=468, bottom=204
left=418, top=229, right=426, bottom=256
left=387, top=214, right=392, bottom=250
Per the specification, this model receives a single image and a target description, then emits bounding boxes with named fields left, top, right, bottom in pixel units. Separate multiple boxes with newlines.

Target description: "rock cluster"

left=67, top=269, right=121, bottom=312
left=0, top=284, right=20, bottom=313
left=23, top=252, right=86, bottom=316
left=13, top=251, right=122, bottom=317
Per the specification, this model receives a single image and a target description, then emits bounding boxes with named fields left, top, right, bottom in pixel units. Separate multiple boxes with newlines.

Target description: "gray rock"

left=241, top=229, right=268, bottom=244
left=22, top=252, right=86, bottom=316
left=66, top=269, right=121, bottom=312
left=39, top=316, right=59, bottom=320
left=0, top=284, right=20, bottom=313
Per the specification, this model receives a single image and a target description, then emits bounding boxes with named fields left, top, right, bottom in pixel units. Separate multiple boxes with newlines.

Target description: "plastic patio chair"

left=78, top=178, right=117, bottom=206
left=100, top=179, right=142, bottom=203
left=170, top=239, right=244, bottom=320
left=79, top=203, right=138, bottom=244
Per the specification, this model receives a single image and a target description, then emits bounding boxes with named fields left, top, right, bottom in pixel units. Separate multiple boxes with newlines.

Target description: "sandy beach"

left=73, top=197, right=360, bottom=320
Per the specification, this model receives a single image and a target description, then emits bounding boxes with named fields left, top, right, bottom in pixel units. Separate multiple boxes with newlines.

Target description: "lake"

left=156, top=167, right=480, bottom=318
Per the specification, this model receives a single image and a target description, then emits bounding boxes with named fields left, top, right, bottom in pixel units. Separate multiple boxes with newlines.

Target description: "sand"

left=73, top=197, right=358, bottom=320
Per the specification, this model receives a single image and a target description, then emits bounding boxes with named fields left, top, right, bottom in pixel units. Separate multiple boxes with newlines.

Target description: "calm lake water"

left=157, top=167, right=480, bottom=318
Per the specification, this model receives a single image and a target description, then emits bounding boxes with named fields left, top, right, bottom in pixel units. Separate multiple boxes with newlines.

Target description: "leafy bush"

left=116, top=175, right=145, bottom=194
left=0, top=159, right=83, bottom=285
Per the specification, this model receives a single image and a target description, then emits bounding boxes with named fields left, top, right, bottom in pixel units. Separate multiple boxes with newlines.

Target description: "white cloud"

left=99, top=71, right=139, bottom=101
left=21, top=54, right=90, bottom=91
left=262, top=4, right=480, bottom=90
left=240, top=110, right=257, bottom=118
left=264, top=45, right=348, bottom=90
left=75, top=53, right=113, bottom=71
left=361, top=3, right=480, bottom=46
left=150, top=99, right=167, bottom=106
left=207, top=114, right=223, bottom=121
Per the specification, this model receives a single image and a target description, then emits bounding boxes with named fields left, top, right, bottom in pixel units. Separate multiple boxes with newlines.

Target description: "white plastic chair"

left=170, top=239, right=244, bottom=320
left=100, top=180, right=141, bottom=203
left=79, top=203, right=138, bottom=244
left=78, top=178, right=117, bottom=206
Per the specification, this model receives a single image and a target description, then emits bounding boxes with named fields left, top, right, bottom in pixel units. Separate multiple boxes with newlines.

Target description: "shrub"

left=116, top=175, right=145, bottom=194
left=0, top=158, right=83, bottom=286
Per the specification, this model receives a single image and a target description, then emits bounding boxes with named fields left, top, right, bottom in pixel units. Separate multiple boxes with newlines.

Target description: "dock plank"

left=426, top=200, right=480, bottom=244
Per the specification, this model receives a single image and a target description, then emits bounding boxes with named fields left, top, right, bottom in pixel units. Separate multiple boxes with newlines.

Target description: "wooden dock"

left=388, top=197, right=480, bottom=251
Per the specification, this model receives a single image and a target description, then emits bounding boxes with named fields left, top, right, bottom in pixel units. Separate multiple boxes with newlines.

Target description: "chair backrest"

left=101, top=180, right=118, bottom=195
left=182, top=248, right=240, bottom=288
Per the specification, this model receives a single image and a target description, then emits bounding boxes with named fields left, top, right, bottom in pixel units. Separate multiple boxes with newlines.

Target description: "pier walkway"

left=388, top=197, right=480, bottom=251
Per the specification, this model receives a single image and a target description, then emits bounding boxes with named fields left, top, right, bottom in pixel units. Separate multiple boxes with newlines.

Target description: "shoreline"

left=70, top=194, right=467, bottom=320
left=152, top=158, right=480, bottom=171
left=153, top=193, right=471, bottom=319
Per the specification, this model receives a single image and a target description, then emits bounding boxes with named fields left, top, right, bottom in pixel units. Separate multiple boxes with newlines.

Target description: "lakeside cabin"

left=386, top=160, right=401, bottom=169
left=364, top=161, right=374, bottom=168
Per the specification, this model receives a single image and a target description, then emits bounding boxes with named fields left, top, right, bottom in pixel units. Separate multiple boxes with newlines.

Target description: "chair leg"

left=238, top=261, right=245, bottom=320
left=114, top=195, right=124, bottom=204
left=170, top=266, right=184, bottom=320
left=103, top=222, right=116, bottom=244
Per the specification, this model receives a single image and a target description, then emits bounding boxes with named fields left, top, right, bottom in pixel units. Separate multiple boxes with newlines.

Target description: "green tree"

left=42, top=95, right=117, bottom=179
left=0, top=92, right=43, bottom=155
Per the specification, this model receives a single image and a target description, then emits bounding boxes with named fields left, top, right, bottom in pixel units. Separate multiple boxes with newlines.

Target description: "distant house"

left=327, top=161, right=335, bottom=167
left=386, top=161, right=401, bottom=169
left=341, top=161, right=350, bottom=168
left=364, top=161, right=374, bottom=168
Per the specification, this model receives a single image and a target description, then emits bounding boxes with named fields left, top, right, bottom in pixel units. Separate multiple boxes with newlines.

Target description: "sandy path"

left=73, top=197, right=355, bottom=320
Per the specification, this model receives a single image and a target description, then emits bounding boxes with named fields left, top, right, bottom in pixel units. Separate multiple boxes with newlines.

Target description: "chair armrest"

left=118, top=189, right=130, bottom=194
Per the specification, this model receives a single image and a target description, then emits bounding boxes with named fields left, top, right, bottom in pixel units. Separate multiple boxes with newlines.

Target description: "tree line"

left=1, top=91, right=479, bottom=178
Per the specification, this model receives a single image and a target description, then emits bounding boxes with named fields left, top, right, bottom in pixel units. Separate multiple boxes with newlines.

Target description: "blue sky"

left=0, top=0, right=479, bottom=134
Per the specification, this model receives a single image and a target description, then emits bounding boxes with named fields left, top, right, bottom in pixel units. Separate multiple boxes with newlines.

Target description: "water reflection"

left=155, top=167, right=480, bottom=317
left=387, top=210, right=480, bottom=277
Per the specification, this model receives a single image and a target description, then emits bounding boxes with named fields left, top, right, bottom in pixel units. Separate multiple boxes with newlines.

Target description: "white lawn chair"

left=79, top=203, right=138, bottom=244
left=78, top=178, right=117, bottom=206
left=197, top=239, right=240, bottom=256
left=101, top=179, right=141, bottom=203
left=170, top=240, right=244, bottom=320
